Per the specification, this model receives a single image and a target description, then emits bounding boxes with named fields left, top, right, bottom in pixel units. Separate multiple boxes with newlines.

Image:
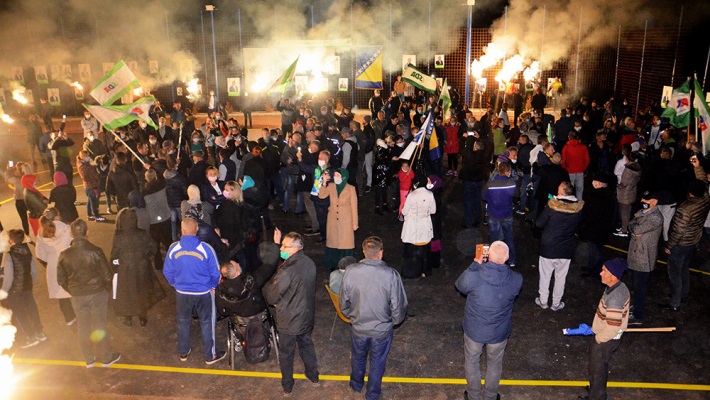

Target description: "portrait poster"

left=78, top=64, right=92, bottom=83
left=47, top=88, right=60, bottom=106
left=338, top=78, right=348, bottom=92
left=227, top=78, right=241, bottom=97
left=35, top=66, right=49, bottom=84
left=434, top=55, right=445, bottom=69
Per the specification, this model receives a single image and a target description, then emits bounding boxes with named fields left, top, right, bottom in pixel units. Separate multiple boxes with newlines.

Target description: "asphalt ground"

left=1, top=112, right=709, bottom=400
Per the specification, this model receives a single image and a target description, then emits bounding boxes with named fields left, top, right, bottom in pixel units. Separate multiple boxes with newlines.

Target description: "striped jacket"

left=592, top=282, right=630, bottom=343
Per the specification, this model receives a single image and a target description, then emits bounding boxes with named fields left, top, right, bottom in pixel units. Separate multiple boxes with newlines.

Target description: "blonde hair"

left=224, top=181, right=244, bottom=204
left=145, top=168, right=158, bottom=182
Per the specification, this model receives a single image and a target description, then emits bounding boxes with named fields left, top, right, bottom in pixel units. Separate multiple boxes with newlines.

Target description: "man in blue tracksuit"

left=163, top=218, right=225, bottom=364
left=482, top=162, right=517, bottom=266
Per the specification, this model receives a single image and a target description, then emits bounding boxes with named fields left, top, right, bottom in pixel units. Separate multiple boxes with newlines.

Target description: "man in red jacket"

left=561, top=131, right=589, bottom=200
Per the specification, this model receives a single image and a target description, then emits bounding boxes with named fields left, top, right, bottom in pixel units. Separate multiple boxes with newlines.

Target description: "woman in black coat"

left=215, top=181, right=248, bottom=262
left=111, top=208, right=165, bottom=327
left=49, top=171, right=78, bottom=223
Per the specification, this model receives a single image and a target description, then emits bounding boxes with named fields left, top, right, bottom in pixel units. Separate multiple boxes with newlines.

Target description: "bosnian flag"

left=90, top=60, right=140, bottom=106
left=400, top=110, right=434, bottom=160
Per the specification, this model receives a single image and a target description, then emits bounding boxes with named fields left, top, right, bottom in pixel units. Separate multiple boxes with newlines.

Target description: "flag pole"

left=177, top=123, right=184, bottom=161
left=691, top=74, right=697, bottom=142
left=108, top=129, right=147, bottom=166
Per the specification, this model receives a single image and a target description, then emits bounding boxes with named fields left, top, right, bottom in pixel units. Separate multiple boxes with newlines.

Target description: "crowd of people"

left=1, top=77, right=709, bottom=400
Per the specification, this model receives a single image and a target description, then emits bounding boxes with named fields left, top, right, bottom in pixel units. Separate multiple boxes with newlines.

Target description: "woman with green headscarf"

left=318, top=168, right=358, bottom=272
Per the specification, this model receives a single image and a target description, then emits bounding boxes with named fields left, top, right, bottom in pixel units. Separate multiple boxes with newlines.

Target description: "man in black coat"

left=107, top=153, right=138, bottom=211
left=460, top=137, right=489, bottom=228
left=535, top=152, right=570, bottom=218
left=48, top=128, right=75, bottom=185
left=263, top=232, right=319, bottom=396
left=187, top=151, right=209, bottom=188
left=535, top=182, right=584, bottom=311
left=578, top=174, right=616, bottom=277
left=57, top=219, right=121, bottom=367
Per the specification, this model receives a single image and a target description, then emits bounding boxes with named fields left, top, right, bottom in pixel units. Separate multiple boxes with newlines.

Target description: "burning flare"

left=523, top=61, right=541, bottom=82
left=67, top=81, right=83, bottom=91
left=495, top=55, right=524, bottom=84
left=12, top=89, right=27, bottom=105
left=133, top=87, right=144, bottom=97
left=0, top=114, right=13, bottom=124
left=0, top=293, right=17, bottom=400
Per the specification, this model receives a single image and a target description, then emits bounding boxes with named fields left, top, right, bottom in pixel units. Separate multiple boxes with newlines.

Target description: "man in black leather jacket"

left=57, top=219, right=121, bottom=368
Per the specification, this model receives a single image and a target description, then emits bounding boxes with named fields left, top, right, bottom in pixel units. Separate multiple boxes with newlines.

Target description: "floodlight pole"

left=200, top=10, right=210, bottom=94
left=207, top=5, right=220, bottom=106
left=670, top=6, right=683, bottom=87
left=574, top=6, right=582, bottom=94
left=464, top=2, right=473, bottom=105
left=635, top=20, right=648, bottom=120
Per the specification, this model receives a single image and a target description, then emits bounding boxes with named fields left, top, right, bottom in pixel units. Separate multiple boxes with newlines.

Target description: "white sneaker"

left=66, top=318, right=77, bottom=326
left=535, top=297, right=548, bottom=310
left=551, top=302, right=565, bottom=311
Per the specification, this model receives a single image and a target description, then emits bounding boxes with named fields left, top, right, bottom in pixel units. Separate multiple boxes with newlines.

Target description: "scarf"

left=335, top=168, right=349, bottom=196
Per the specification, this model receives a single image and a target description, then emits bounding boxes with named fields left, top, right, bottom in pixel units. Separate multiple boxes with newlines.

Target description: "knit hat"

left=688, top=179, right=707, bottom=198
left=604, top=258, right=628, bottom=280
left=497, top=151, right=511, bottom=164
left=337, top=256, right=357, bottom=271
left=641, top=190, right=657, bottom=201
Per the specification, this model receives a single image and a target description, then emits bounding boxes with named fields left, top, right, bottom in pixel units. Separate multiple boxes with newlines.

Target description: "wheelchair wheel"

left=227, top=321, right=238, bottom=370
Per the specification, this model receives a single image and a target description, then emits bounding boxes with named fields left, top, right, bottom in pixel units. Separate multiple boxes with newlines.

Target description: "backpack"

left=243, top=314, right=271, bottom=364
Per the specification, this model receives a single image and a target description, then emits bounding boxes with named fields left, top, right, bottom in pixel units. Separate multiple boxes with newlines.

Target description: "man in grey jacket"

left=340, top=236, right=408, bottom=400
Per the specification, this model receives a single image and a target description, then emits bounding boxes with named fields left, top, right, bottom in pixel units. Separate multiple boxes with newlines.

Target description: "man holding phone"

left=455, top=241, right=522, bottom=400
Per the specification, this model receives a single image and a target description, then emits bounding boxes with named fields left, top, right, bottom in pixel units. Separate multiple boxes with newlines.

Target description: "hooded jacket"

left=482, top=175, right=516, bottom=219
left=536, top=196, right=584, bottom=259
left=561, top=139, right=590, bottom=174
left=339, top=259, right=408, bottom=339
left=163, top=235, right=220, bottom=294
left=455, top=260, right=523, bottom=344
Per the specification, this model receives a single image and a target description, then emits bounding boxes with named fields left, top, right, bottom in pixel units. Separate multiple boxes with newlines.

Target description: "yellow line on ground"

left=12, top=358, right=710, bottom=391
left=0, top=172, right=80, bottom=205
left=604, top=244, right=710, bottom=277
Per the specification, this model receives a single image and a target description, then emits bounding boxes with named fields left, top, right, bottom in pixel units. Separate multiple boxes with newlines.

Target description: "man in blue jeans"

left=163, top=218, right=225, bottom=365
left=663, top=178, right=710, bottom=311
left=483, top=162, right=517, bottom=266
left=340, top=236, right=408, bottom=400
left=455, top=241, right=522, bottom=400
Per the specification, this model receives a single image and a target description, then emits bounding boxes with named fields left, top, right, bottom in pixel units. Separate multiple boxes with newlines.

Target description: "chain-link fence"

left=5, top=8, right=694, bottom=123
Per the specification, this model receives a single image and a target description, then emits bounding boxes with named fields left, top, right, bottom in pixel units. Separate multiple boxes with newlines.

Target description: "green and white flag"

left=266, top=56, right=299, bottom=94
left=440, top=79, right=452, bottom=118
left=546, top=122, right=554, bottom=143
left=401, top=64, right=437, bottom=94
left=90, top=60, right=140, bottom=106
left=84, top=96, right=157, bottom=131
left=661, top=80, right=692, bottom=128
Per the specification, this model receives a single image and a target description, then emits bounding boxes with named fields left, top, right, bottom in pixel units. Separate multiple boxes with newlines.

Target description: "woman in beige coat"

left=318, top=168, right=358, bottom=272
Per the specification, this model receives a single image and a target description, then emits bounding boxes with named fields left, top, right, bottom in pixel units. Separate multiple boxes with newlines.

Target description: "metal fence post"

left=635, top=20, right=648, bottom=119
left=200, top=10, right=210, bottom=93
left=166, top=11, right=175, bottom=104
left=574, top=6, right=582, bottom=94
left=539, top=4, right=545, bottom=79
left=464, top=5, right=472, bottom=105
left=613, top=25, right=621, bottom=94
left=428, top=1, right=432, bottom=75
left=351, top=2, right=355, bottom=108
left=670, top=5, right=683, bottom=87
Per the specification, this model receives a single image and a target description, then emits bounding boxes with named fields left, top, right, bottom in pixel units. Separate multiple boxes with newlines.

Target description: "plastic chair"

left=325, top=284, right=350, bottom=340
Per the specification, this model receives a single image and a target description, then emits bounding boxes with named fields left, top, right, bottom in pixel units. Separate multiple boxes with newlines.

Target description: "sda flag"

left=266, top=56, right=299, bottom=94
left=90, top=60, right=140, bottom=106
left=355, top=46, right=383, bottom=90
left=661, top=80, right=692, bottom=128
left=440, top=79, right=452, bottom=118
left=84, top=96, right=157, bottom=131
left=693, top=80, right=710, bottom=155
left=402, top=65, right=437, bottom=94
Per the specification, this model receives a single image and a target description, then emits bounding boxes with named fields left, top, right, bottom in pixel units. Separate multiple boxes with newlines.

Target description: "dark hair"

left=8, top=229, right=25, bottom=245
left=283, top=232, right=304, bottom=250
left=362, top=236, right=384, bottom=259
left=71, top=219, right=88, bottom=238
left=39, top=216, right=56, bottom=238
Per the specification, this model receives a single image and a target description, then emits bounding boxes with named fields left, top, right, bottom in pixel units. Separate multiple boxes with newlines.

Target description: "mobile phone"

left=475, top=244, right=490, bottom=262
left=297, top=147, right=301, bottom=152
left=62, top=114, right=66, bottom=119
left=8, top=161, right=13, bottom=167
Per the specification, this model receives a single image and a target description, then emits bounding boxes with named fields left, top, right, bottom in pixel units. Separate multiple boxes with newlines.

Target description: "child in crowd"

left=396, top=161, right=415, bottom=222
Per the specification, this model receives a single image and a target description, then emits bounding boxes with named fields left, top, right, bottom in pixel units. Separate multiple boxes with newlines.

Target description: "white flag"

left=90, top=60, right=140, bottom=106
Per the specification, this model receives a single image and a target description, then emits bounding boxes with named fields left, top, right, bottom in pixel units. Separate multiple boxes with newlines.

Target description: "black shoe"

left=123, top=317, right=133, bottom=327
left=102, top=353, right=121, bottom=367
left=315, top=237, right=326, bottom=244
left=205, top=351, right=227, bottom=365
left=382, top=205, right=391, bottom=213
left=364, top=186, right=371, bottom=193
left=139, top=317, right=148, bottom=327
left=658, top=304, right=680, bottom=312
left=628, top=314, right=643, bottom=325
left=375, top=207, right=383, bottom=215
left=304, top=229, right=320, bottom=237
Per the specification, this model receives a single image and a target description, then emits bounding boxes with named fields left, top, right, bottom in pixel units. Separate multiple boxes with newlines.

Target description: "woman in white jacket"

left=401, top=175, right=436, bottom=278
left=35, top=208, right=76, bottom=325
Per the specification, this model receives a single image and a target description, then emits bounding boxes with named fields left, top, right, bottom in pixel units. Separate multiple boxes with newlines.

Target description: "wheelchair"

left=226, top=307, right=280, bottom=370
